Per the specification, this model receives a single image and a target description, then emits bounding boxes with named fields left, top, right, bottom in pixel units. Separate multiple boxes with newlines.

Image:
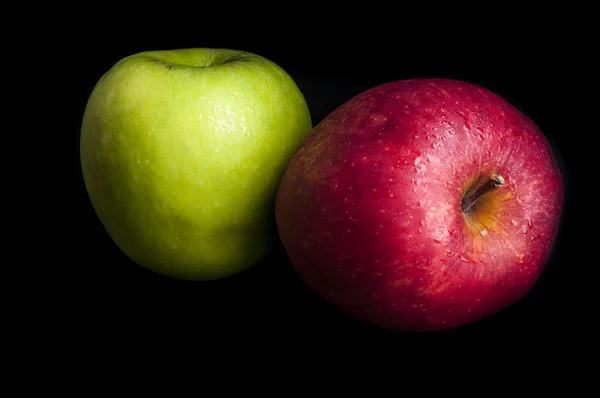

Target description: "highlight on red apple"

left=275, top=78, right=563, bottom=332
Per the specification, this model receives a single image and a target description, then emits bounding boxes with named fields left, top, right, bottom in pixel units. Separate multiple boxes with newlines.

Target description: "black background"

left=72, top=23, right=582, bottom=350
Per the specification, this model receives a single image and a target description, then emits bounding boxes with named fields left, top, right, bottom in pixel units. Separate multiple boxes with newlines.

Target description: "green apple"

left=80, top=48, right=312, bottom=280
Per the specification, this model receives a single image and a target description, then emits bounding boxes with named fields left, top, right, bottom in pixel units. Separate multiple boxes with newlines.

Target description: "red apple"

left=275, top=78, right=563, bottom=332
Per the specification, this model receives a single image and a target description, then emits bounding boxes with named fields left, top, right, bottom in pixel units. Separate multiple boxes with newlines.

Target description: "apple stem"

left=461, top=173, right=505, bottom=214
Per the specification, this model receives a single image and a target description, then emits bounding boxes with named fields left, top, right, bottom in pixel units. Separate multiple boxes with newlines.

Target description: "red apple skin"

left=275, top=78, right=563, bottom=332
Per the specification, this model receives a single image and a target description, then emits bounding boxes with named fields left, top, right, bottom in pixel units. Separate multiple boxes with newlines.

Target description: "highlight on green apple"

left=80, top=48, right=312, bottom=280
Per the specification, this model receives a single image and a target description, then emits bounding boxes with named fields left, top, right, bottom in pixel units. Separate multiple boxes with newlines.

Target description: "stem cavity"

left=461, top=173, right=505, bottom=214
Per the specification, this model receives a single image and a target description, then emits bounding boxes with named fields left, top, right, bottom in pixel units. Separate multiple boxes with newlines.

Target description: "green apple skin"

left=80, top=48, right=312, bottom=280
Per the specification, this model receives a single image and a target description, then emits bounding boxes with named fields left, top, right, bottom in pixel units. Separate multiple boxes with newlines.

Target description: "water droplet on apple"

left=527, top=219, right=533, bottom=228
left=511, top=219, right=518, bottom=226
left=420, top=220, right=425, bottom=226
left=427, top=154, right=440, bottom=165
left=414, top=156, right=422, bottom=166
left=520, top=225, right=528, bottom=234
left=528, top=232, right=540, bottom=241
